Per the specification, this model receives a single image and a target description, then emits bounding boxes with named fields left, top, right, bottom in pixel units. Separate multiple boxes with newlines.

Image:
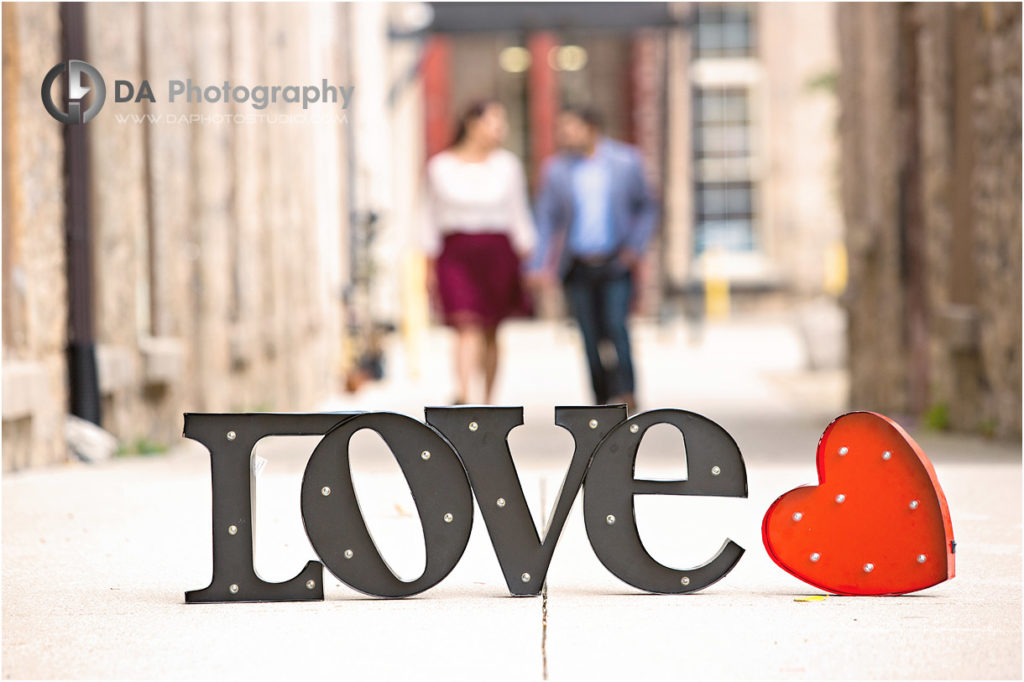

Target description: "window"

left=694, top=3, right=756, bottom=59
left=693, top=88, right=751, bottom=160
left=694, top=181, right=756, bottom=254
left=693, top=87, right=756, bottom=255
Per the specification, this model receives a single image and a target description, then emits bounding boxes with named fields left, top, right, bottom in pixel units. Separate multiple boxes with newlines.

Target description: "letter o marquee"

left=299, top=412, right=474, bottom=597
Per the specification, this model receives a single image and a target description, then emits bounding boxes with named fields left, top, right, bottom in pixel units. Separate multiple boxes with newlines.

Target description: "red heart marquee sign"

left=762, top=411, right=955, bottom=595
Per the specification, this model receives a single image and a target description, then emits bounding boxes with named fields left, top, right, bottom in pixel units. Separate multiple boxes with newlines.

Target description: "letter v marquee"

left=426, top=405, right=624, bottom=595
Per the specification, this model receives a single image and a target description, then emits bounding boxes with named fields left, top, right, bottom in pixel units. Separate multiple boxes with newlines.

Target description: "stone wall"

left=2, top=3, right=354, bottom=469
left=838, top=2, right=1021, bottom=438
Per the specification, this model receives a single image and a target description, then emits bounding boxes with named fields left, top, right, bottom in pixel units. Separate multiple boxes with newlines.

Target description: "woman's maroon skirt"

left=436, top=232, right=530, bottom=328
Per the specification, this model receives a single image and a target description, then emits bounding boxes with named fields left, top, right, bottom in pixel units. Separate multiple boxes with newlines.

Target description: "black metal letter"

left=583, top=409, right=748, bottom=593
left=300, top=412, right=474, bottom=597
left=427, top=405, right=626, bottom=595
left=185, top=413, right=360, bottom=603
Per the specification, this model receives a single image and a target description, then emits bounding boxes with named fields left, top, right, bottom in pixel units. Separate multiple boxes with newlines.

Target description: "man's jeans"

left=563, top=259, right=635, bottom=405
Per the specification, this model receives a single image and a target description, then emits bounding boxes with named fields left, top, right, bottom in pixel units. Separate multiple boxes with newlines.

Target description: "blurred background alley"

left=2, top=1, right=1020, bottom=465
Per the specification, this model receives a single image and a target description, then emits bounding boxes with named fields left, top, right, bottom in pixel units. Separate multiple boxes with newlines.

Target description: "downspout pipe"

left=61, top=2, right=102, bottom=425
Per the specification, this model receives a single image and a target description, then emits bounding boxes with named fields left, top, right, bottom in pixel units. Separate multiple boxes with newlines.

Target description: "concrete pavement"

left=3, top=315, right=1021, bottom=679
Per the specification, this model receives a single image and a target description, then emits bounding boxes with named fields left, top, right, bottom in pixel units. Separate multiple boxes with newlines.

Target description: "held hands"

left=618, top=248, right=640, bottom=269
left=520, top=250, right=555, bottom=291
left=524, top=269, right=555, bottom=291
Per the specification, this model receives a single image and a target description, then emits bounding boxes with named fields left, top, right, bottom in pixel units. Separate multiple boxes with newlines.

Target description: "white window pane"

left=697, top=24, right=722, bottom=54
left=699, top=94, right=723, bottom=122
left=722, top=22, right=750, bottom=52
left=723, top=94, right=748, bottom=123
left=699, top=128, right=725, bottom=156
left=723, top=4, right=751, bottom=23
left=726, top=187, right=752, bottom=214
left=696, top=219, right=755, bottom=253
left=699, top=187, right=727, bottom=215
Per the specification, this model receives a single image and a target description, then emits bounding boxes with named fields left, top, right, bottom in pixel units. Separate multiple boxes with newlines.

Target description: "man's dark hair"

left=561, top=105, right=603, bottom=130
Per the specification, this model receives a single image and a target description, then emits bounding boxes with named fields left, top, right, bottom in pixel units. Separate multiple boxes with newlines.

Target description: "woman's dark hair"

left=451, top=98, right=501, bottom=147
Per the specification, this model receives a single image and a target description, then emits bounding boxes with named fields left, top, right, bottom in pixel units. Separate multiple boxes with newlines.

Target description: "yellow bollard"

left=823, top=241, right=848, bottom=297
left=401, top=251, right=428, bottom=380
left=704, top=248, right=730, bottom=319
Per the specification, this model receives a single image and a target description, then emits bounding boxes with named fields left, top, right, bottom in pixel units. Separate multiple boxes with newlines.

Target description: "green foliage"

left=805, top=70, right=838, bottom=94
left=976, top=418, right=998, bottom=439
left=116, top=438, right=167, bottom=457
left=923, top=403, right=951, bottom=431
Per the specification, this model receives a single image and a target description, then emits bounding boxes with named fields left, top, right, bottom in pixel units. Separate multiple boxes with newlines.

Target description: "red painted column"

left=421, top=35, right=452, bottom=161
left=631, top=31, right=663, bottom=189
left=527, top=31, right=559, bottom=189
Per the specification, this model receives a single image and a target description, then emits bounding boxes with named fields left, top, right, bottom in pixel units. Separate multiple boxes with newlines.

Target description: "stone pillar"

left=760, top=2, right=842, bottom=295
left=140, top=2, right=192, bottom=442
left=85, top=2, right=148, bottom=442
left=188, top=2, right=234, bottom=411
left=838, top=2, right=1021, bottom=438
left=663, top=11, right=694, bottom=292
left=970, top=2, right=1022, bottom=437
left=838, top=3, right=909, bottom=415
left=1, top=2, right=69, bottom=470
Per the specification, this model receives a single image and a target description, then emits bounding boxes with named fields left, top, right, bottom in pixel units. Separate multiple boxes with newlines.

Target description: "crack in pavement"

left=539, top=477, right=549, bottom=680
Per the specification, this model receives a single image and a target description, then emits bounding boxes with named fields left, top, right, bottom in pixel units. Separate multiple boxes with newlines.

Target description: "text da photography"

left=115, top=78, right=354, bottom=110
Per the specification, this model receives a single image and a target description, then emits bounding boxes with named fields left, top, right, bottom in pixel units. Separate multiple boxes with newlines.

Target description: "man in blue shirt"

left=529, top=107, right=658, bottom=411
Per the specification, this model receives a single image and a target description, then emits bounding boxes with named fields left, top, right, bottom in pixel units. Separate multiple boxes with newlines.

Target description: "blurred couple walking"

left=421, top=100, right=657, bottom=409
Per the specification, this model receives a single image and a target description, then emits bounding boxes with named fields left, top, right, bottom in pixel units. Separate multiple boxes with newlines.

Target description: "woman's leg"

left=454, top=322, right=483, bottom=403
left=482, top=326, right=499, bottom=404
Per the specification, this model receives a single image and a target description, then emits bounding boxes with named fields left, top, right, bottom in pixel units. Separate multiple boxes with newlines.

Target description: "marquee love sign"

left=184, top=407, right=954, bottom=603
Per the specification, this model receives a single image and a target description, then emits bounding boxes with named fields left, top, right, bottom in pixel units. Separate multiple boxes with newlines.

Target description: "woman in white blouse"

left=422, top=100, right=537, bottom=404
